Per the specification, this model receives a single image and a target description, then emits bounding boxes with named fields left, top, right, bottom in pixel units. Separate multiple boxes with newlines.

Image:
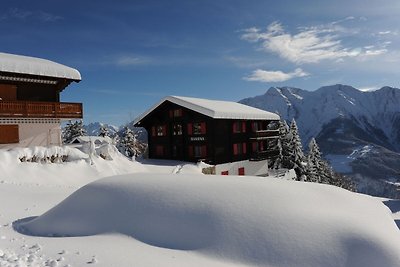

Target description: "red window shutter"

left=238, top=167, right=245, bottom=176
left=221, top=171, right=229, bottom=175
left=151, top=126, right=156, bottom=137
left=188, top=145, right=193, bottom=157
left=162, top=125, right=167, bottom=136
left=252, top=142, right=258, bottom=152
left=201, top=122, right=206, bottom=134
left=242, top=121, right=246, bottom=133
left=233, top=144, right=238, bottom=155
left=242, top=143, right=247, bottom=154
left=187, top=123, right=193, bottom=135
left=232, top=122, right=236, bottom=133
left=169, top=110, right=173, bottom=118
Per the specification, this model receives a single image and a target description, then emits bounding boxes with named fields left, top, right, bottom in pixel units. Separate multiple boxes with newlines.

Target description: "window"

left=233, top=121, right=246, bottom=133
left=169, top=109, right=183, bottom=118
left=188, top=122, right=206, bottom=135
left=156, top=125, right=167, bottom=136
left=152, top=125, right=166, bottom=137
left=251, top=122, right=259, bottom=132
left=173, top=124, right=182, bottom=135
left=238, top=167, right=245, bottom=176
left=221, top=171, right=229, bottom=175
left=174, top=109, right=182, bottom=117
left=233, top=143, right=247, bottom=155
left=252, top=141, right=265, bottom=152
left=189, top=145, right=207, bottom=158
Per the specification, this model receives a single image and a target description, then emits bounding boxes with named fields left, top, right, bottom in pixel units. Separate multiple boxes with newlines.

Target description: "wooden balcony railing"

left=0, top=101, right=82, bottom=119
left=250, top=129, right=280, bottom=140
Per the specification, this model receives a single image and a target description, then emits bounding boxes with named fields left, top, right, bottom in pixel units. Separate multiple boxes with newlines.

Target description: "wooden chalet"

left=134, top=96, right=280, bottom=169
left=0, top=52, right=82, bottom=147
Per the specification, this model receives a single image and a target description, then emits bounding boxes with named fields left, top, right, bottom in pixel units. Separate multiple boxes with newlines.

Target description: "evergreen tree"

left=288, top=119, right=307, bottom=179
left=117, top=127, right=138, bottom=158
left=306, top=138, right=322, bottom=182
left=99, top=125, right=110, bottom=137
left=271, top=118, right=290, bottom=169
left=62, top=120, right=87, bottom=144
left=305, top=138, right=355, bottom=191
left=279, top=118, right=292, bottom=169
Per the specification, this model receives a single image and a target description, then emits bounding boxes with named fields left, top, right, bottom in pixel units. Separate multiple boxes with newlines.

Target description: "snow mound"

left=14, top=174, right=400, bottom=267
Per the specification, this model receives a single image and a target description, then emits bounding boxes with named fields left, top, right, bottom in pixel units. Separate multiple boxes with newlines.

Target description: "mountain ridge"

left=240, top=84, right=400, bottom=197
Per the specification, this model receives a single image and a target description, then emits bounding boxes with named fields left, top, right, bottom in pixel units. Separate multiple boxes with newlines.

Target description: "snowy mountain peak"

left=84, top=122, right=119, bottom=136
left=240, top=84, right=400, bottom=152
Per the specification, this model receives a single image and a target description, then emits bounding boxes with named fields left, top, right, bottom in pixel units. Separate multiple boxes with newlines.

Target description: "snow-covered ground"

left=1, top=146, right=400, bottom=267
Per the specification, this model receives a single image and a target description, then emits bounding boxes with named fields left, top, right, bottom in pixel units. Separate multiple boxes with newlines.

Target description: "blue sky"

left=2, top=0, right=400, bottom=126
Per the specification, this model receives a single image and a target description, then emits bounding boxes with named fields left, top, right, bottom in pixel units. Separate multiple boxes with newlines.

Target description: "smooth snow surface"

left=135, top=95, right=279, bottom=124
left=16, top=173, right=400, bottom=267
left=0, top=52, right=81, bottom=81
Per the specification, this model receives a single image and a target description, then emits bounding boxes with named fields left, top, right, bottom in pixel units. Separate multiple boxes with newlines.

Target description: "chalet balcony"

left=0, top=100, right=82, bottom=119
left=250, top=149, right=280, bottom=161
left=250, top=129, right=280, bottom=140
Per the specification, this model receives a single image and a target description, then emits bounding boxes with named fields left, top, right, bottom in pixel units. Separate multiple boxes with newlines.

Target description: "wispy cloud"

left=114, top=55, right=151, bottom=66
left=241, top=21, right=386, bottom=64
left=244, top=68, right=309, bottom=83
left=0, top=8, right=62, bottom=22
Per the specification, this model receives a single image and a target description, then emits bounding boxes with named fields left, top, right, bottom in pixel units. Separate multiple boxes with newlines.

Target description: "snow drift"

left=15, top=173, right=400, bottom=267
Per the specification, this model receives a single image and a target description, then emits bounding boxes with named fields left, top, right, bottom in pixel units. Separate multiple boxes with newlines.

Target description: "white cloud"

left=115, top=56, right=150, bottom=66
left=0, top=8, right=62, bottom=22
left=244, top=68, right=309, bottom=83
left=241, top=21, right=387, bottom=64
left=364, top=49, right=387, bottom=56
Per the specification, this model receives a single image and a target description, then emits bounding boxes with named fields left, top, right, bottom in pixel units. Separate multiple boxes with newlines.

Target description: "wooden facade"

left=0, top=53, right=82, bottom=146
left=135, top=100, right=280, bottom=165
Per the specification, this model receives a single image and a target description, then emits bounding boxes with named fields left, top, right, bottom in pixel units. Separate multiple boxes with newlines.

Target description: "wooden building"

left=0, top=52, right=82, bottom=148
left=134, top=96, right=280, bottom=171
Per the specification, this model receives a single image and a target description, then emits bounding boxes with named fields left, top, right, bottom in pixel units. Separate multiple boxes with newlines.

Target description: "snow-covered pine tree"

left=117, top=127, right=138, bottom=158
left=288, top=119, right=307, bottom=180
left=270, top=118, right=290, bottom=169
left=62, top=120, right=87, bottom=144
left=279, top=118, right=292, bottom=169
left=98, top=124, right=110, bottom=137
left=306, top=138, right=322, bottom=182
left=305, top=138, right=355, bottom=191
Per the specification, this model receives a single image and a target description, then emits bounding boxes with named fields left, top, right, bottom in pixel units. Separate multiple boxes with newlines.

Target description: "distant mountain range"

left=84, top=122, right=147, bottom=143
left=84, top=122, right=120, bottom=136
left=240, top=84, right=400, bottom=198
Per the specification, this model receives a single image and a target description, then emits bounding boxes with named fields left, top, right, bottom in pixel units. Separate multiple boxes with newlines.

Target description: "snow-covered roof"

left=135, top=96, right=279, bottom=124
left=0, top=52, right=81, bottom=81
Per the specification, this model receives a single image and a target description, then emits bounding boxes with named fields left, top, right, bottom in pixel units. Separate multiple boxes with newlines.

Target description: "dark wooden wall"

left=0, top=72, right=74, bottom=102
left=137, top=100, right=279, bottom=165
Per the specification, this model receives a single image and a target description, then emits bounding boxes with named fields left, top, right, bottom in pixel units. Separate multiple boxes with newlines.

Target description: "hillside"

left=240, top=84, right=400, bottom=197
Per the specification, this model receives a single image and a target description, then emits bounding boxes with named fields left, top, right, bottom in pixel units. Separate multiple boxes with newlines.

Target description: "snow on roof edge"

left=134, top=95, right=280, bottom=125
left=0, top=52, right=81, bottom=81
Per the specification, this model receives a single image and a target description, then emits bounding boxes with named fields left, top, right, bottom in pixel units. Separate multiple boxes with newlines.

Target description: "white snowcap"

left=0, top=52, right=81, bottom=81
left=135, top=95, right=279, bottom=124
